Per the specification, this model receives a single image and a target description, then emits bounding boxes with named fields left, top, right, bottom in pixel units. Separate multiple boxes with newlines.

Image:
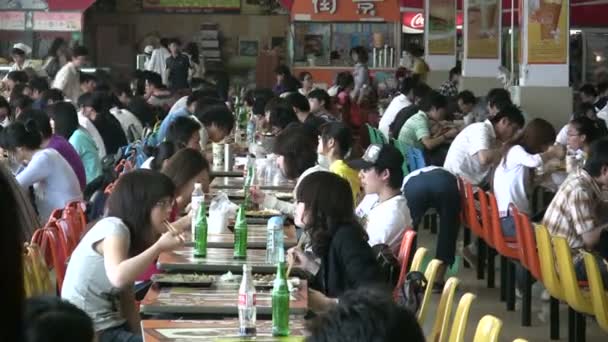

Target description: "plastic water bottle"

left=246, top=114, right=256, bottom=146
left=266, top=216, right=284, bottom=264
left=238, top=264, right=257, bottom=336
left=190, top=183, right=204, bottom=238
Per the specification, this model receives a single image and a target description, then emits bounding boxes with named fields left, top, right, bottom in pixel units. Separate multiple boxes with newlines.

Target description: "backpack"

left=372, top=243, right=400, bottom=287
left=120, top=142, right=148, bottom=169
left=389, top=104, right=420, bottom=139
left=396, top=271, right=428, bottom=315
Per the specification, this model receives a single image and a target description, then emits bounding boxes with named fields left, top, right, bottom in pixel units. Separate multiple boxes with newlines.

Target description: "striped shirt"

left=542, top=169, right=603, bottom=250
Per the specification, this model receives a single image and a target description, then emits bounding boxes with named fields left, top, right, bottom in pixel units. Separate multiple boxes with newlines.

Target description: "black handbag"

left=396, top=271, right=428, bottom=315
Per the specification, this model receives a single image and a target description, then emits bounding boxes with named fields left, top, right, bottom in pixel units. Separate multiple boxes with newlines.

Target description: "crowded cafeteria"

left=2, top=0, right=608, bottom=341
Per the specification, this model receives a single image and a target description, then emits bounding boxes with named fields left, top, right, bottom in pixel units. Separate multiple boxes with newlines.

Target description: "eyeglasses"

left=155, top=199, right=174, bottom=209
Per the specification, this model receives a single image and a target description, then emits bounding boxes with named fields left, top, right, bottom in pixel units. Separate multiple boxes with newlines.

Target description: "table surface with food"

left=141, top=275, right=308, bottom=316
left=157, top=248, right=283, bottom=274
left=209, top=189, right=294, bottom=201
left=141, top=319, right=306, bottom=341
left=185, top=230, right=297, bottom=249
left=211, top=177, right=295, bottom=191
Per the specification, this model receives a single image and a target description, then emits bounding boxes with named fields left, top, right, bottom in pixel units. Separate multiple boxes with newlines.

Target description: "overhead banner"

left=0, top=11, right=26, bottom=31
left=33, top=12, right=82, bottom=31
left=142, top=0, right=240, bottom=13
left=466, top=0, right=500, bottom=58
left=426, top=0, right=456, bottom=55
left=526, top=0, right=568, bottom=64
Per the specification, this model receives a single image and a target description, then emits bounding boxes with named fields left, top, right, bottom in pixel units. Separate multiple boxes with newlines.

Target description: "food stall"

left=288, top=0, right=402, bottom=87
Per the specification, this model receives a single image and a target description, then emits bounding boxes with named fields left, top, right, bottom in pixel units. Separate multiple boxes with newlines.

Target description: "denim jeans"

left=403, top=168, right=461, bottom=265
left=574, top=230, right=608, bottom=289
left=98, top=324, right=143, bottom=342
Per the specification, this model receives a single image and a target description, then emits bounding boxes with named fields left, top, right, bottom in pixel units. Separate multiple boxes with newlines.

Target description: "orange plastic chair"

left=488, top=194, right=519, bottom=259
left=62, top=201, right=87, bottom=248
left=581, top=251, right=608, bottom=333
left=394, top=230, right=417, bottom=297
left=464, top=182, right=484, bottom=238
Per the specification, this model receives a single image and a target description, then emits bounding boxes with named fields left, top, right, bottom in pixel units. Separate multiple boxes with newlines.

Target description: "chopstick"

left=286, top=237, right=305, bottom=278
left=164, top=220, right=185, bottom=243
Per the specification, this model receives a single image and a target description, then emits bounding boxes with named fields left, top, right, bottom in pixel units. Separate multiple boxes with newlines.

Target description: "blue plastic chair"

left=407, top=146, right=426, bottom=171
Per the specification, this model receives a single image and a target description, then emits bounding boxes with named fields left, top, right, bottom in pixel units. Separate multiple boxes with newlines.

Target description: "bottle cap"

left=268, top=216, right=284, bottom=227
left=194, top=182, right=202, bottom=189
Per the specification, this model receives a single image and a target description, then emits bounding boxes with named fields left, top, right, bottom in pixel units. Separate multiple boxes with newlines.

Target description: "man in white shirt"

left=444, top=104, right=525, bottom=187
left=145, top=38, right=171, bottom=85
left=53, top=46, right=88, bottom=104
left=378, top=77, right=416, bottom=138
left=351, top=144, right=412, bottom=256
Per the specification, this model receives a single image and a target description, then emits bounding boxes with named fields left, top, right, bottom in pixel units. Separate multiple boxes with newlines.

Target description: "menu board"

left=142, top=0, right=240, bottom=13
left=0, top=11, right=26, bottom=31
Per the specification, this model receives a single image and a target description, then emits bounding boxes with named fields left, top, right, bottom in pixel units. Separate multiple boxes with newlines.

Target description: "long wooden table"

left=211, top=177, right=295, bottom=192
left=141, top=319, right=306, bottom=341
left=187, top=230, right=297, bottom=249
left=140, top=281, right=308, bottom=316
left=158, top=248, right=280, bottom=274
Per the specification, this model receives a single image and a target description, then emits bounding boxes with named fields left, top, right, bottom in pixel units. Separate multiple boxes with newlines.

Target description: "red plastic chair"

left=31, top=225, right=69, bottom=292
left=63, top=201, right=87, bottom=245
left=394, top=230, right=417, bottom=298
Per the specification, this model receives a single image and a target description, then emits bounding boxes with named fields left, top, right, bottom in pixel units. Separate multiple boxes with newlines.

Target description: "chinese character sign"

left=312, top=0, right=337, bottom=13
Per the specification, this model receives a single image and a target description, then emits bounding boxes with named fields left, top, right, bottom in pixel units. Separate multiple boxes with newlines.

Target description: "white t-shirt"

left=16, top=149, right=83, bottom=221
left=444, top=120, right=497, bottom=186
left=190, top=115, right=209, bottom=152
left=140, top=156, right=154, bottom=170
left=379, top=94, right=411, bottom=138
left=493, top=145, right=542, bottom=216
left=52, top=62, right=81, bottom=104
left=78, top=110, right=107, bottom=159
left=555, top=124, right=568, bottom=146
left=356, top=194, right=412, bottom=255
left=110, top=107, right=144, bottom=142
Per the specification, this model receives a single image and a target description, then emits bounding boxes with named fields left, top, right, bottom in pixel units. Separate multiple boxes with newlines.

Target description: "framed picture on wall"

left=239, top=38, right=259, bottom=57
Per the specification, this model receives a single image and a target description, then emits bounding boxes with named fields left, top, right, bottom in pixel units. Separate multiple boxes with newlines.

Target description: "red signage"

left=402, top=11, right=463, bottom=31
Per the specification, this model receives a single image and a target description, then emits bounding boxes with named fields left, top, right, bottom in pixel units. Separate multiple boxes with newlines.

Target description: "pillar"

left=424, top=0, right=457, bottom=88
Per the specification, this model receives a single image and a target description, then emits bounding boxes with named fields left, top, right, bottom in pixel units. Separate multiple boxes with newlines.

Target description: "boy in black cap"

left=351, top=144, right=412, bottom=255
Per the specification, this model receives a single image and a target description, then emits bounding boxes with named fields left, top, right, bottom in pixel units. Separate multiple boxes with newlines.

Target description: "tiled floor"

left=416, top=228, right=607, bottom=341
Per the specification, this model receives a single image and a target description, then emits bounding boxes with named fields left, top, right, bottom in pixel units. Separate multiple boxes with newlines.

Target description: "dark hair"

left=47, top=102, right=79, bottom=139
left=184, top=42, right=199, bottom=64
left=570, top=116, right=600, bottom=146
left=0, top=121, right=42, bottom=151
left=6, top=70, right=28, bottom=84
left=287, top=92, right=311, bottom=112
left=160, top=38, right=170, bottom=49
left=308, top=88, right=331, bottom=111
left=248, top=88, right=275, bottom=116
left=71, top=46, right=88, bottom=58
left=584, top=138, right=608, bottom=177
left=350, top=46, right=369, bottom=64
left=336, top=72, right=354, bottom=92
left=597, top=82, right=608, bottom=95
left=10, top=83, right=29, bottom=100
left=195, top=103, right=234, bottom=133
left=457, top=90, right=476, bottom=105
left=407, top=43, right=424, bottom=57
left=15, top=109, right=52, bottom=139
left=399, top=76, right=418, bottom=96
left=299, top=71, right=312, bottom=82
left=296, top=172, right=362, bottom=257
left=148, top=141, right=178, bottom=171
left=413, top=82, right=432, bottom=100
left=487, top=88, right=511, bottom=105
left=24, top=296, right=94, bottom=342
left=89, top=91, right=113, bottom=114
left=47, top=38, right=66, bottom=58
left=127, top=97, right=155, bottom=127
left=320, top=122, right=352, bottom=158
left=162, top=148, right=210, bottom=191
left=0, top=96, right=11, bottom=120
left=29, top=77, right=49, bottom=94
left=574, top=102, right=597, bottom=119
left=41, top=89, right=64, bottom=104
left=307, top=287, right=425, bottom=342
left=267, top=100, right=298, bottom=130
left=77, top=92, right=92, bottom=108
left=79, top=72, right=97, bottom=86
left=275, top=64, right=291, bottom=77
left=10, top=94, right=33, bottom=113
left=419, top=91, right=447, bottom=112
left=166, top=116, right=201, bottom=148
left=490, top=104, right=525, bottom=128
left=145, top=72, right=163, bottom=88
left=105, top=170, right=175, bottom=256
left=502, top=118, right=556, bottom=166
left=371, top=145, right=404, bottom=190
left=274, top=124, right=317, bottom=179
left=168, top=37, right=182, bottom=46
left=449, top=66, right=461, bottom=79
left=579, top=84, right=598, bottom=98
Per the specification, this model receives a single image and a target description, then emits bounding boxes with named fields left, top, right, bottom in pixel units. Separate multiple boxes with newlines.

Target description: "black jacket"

left=312, top=224, right=384, bottom=298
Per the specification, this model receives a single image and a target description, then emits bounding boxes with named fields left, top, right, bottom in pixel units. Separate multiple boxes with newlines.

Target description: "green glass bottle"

left=272, top=262, right=290, bottom=336
left=194, top=201, right=208, bottom=257
left=234, top=205, right=248, bottom=259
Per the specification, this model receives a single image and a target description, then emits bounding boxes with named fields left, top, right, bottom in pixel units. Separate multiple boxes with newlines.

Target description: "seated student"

left=444, top=104, right=525, bottom=187
left=265, top=98, right=298, bottom=134
left=286, top=92, right=325, bottom=135
left=351, top=144, right=412, bottom=256
left=543, top=139, right=608, bottom=288
left=143, top=71, right=174, bottom=110
left=245, top=87, right=276, bottom=131
left=388, top=82, right=432, bottom=139
left=0, top=121, right=82, bottom=221
left=79, top=72, right=97, bottom=95
left=438, top=66, right=461, bottom=98
left=250, top=124, right=324, bottom=217
left=157, top=91, right=201, bottom=142
left=318, top=122, right=360, bottom=204
left=307, top=287, right=425, bottom=342
left=579, top=83, right=598, bottom=106
left=564, top=116, right=601, bottom=156
left=308, top=88, right=336, bottom=123
left=10, top=94, right=33, bottom=119
left=379, top=76, right=418, bottom=137
left=41, top=88, right=65, bottom=107
left=287, top=172, right=384, bottom=312
left=482, top=88, right=512, bottom=121
left=577, top=102, right=608, bottom=137
left=398, top=91, right=459, bottom=151
left=456, top=90, right=477, bottom=125
left=28, top=77, right=49, bottom=110
left=166, top=116, right=202, bottom=151
left=61, top=170, right=184, bottom=342
left=17, top=108, right=87, bottom=190
left=0, top=95, right=12, bottom=127
left=84, top=92, right=128, bottom=156
left=109, top=97, right=144, bottom=143
left=141, top=141, right=177, bottom=170
left=493, top=118, right=564, bottom=236
left=192, top=103, right=235, bottom=150
left=24, top=296, right=95, bottom=342
left=48, top=102, right=102, bottom=185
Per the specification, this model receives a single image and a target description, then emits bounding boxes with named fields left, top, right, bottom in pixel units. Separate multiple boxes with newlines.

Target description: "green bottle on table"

left=234, top=205, right=248, bottom=259
left=272, top=261, right=290, bottom=336
left=194, top=201, right=208, bottom=257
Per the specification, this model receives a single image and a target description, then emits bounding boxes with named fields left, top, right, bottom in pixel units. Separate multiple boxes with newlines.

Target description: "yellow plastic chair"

left=448, top=293, right=476, bottom=342
left=513, top=339, right=528, bottom=342
left=582, top=251, right=608, bottom=332
left=551, top=236, right=594, bottom=315
left=535, top=225, right=565, bottom=301
left=429, top=277, right=460, bottom=342
left=417, top=259, right=443, bottom=324
left=410, top=247, right=428, bottom=272
left=472, top=315, right=503, bottom=342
